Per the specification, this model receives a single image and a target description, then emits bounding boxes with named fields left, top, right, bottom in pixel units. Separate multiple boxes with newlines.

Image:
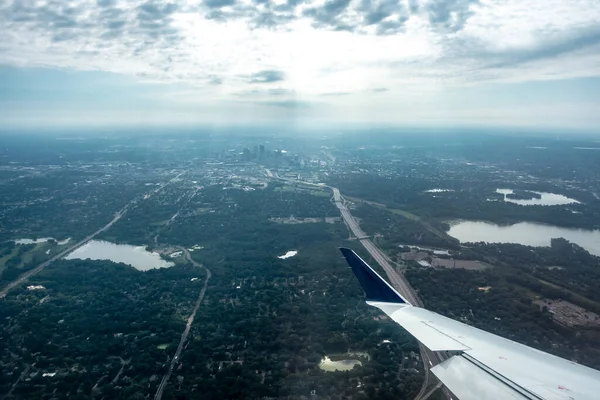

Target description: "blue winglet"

left=340, top=248, right=408, bottom=304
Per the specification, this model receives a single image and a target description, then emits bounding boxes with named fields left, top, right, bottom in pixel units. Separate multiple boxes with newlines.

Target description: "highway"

left=153, top=248, right=212, bottom=400
left=270, top=180, right=427, bottom=307
left=0, top=206, right=129, bottom=299
left=0, top=172, right=185, bottom=299
left=277, top=185, right=443, bottom=399
left=330, top=186, right=447, bottom=399
left=265, top=173, right=447, bottom=396
left=152, top=192, right=211, bottom=400
left=331, top=188, right=423, bottom=305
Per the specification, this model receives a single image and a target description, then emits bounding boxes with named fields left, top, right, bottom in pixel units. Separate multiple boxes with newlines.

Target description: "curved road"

left=153, top=248, right=211, bottom=400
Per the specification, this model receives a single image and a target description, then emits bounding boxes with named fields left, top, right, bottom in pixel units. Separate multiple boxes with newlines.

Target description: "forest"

left=465, top=238, right=600, bottom=314
left=349, top=196, right=600, bottom=370
left=1, top=179, right=425, bottom=400
left=404, top=265, right=600, bottom=370
left=328, top=148, right=600, bottom=230
left=157, top=183, right=424, bottom=399
left=0, top=168, right=149, bottom=243
left=0, top=240, right=74, bottom=287
left=352, top=204, right=459, bottom=251
left=4, top=132, right=600, bottom=399
left=0, top=260, right=203, bottom=399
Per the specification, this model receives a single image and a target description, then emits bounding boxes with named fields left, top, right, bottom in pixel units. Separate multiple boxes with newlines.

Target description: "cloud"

left=303, top=0, right=352, bottom=27
left=481, top=27, right=600, bottom=69
left=249, top=10, right=296, bottom=29
left=0, top=0, right=599, bottom=109
left=235, top=88, right=295, bottom=97
left=298, top=0, right=411, bottom=34
left=360, top=0, right=404, bottom=26
left=261, top=100, right=313, bottom=108
left=320, top=91, right=352, bottom=96
left=97, top=0, right=117, bottom=6
left=204, top=0, right=236, bottom=9
left=248, top=70, right=286, bottom=83
left=265, top=88, right=295, bottom=95
left=138, top=1, right=179, bottom=19
left=134, top=1, right=181, bottom=41
left=208, top=75, right=223, bottom=85
left=424, top=0, right=479, bottom=31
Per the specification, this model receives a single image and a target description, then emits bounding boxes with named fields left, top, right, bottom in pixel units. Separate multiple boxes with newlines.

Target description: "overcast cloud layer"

left=1, top=0, right=600, bottom=128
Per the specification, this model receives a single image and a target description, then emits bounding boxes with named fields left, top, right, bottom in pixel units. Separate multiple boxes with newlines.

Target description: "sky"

left=1, top=0, right=600, bottom=130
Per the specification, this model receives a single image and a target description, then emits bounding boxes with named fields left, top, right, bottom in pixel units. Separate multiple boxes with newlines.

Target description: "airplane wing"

left=339, top=247, right=600, bottom=400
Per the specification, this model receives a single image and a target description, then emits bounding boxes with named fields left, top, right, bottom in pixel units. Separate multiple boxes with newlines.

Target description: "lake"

left=318, top=356, right=362, bottom=372
left=424, top=189, right=454, bottom=193
left=447, top=221, right=600, bottom=256
left=496, top=189, right=579, bottom=206
left=15, top=237, right=71, bottom=245
left=65, top=240, right=174, bottom=271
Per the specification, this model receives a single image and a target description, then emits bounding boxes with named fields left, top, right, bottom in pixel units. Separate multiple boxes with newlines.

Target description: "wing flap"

left=432, top=356, right=530, bottom=400
left=401, top=321, right=471, bottom=352
left=367, top=301, right=470, bottom=351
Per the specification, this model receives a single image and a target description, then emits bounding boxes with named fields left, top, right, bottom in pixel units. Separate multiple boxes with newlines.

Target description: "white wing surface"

left=340, top=248, right=600, bottom=400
